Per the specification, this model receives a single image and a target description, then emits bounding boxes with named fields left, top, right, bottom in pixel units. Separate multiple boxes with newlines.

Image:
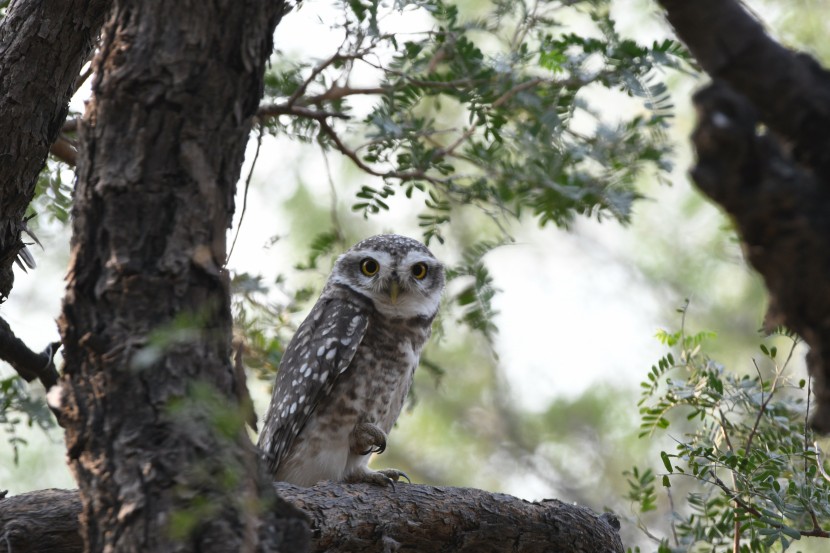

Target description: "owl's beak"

left=389, top=280, right=400, bottom=304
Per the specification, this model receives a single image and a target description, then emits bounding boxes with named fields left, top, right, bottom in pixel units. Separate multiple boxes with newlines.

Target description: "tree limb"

left=0, top=315, right=60, bottom=390
left=658, top=0, right=830, bottom=433
left=657, top=0, right=830, bottom=178
left=0, top=484, right=623, bottom=553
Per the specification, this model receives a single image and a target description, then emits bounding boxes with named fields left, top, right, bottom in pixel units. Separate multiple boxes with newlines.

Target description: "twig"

left=716, top=408, right=742, bottom=553
left=227, top=126, right=263, bottom=264
left=708, top=471, right=830, bottom=538
left=305, top=85, right=387, bottom=104
left=745, top=358, right=782, bottom=454
left=256, top=104, right=349, bottom=121
left=73, top=63, right=94, bottom=96
left=320, top=148, right=345, bottom=249
left=317, top=119, right=425, bottom=182
left=285, top=51, right=367, bottom=108
left=435, top=125, right=477, bottom=158
left=814, top=441, right=830, bottom=484
left=492, top=77, right=545, bottom=109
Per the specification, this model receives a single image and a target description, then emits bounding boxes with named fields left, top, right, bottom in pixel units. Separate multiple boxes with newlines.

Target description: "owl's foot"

left=347, top=468, right=411, bottom=488
left=349, top=421, right=387, bottom=455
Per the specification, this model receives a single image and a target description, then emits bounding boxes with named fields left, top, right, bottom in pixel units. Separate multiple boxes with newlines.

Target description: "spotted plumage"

left=257, top=234, right=445, bottom=486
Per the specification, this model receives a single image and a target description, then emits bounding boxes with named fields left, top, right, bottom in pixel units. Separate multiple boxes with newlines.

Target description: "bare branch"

left=0, top=315, right=60, bottom=390
left=256, top=104, right=349, bottom=121
left=305, top=85, right=387, bottom=104
left=317, top=119, right=434, bottom=184
left=286, top=52, right=369, bottom=108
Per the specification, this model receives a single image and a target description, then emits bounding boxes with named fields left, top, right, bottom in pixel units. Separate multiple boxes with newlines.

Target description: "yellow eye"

left=411, top=262, right=428, bottom=280
left=360, top=258, right=379, bottom=276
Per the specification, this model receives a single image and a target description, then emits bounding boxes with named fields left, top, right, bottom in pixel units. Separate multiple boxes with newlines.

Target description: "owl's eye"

left=360, top=258, right=379, bottom=276
left=411, top=262, right=428, bottom=280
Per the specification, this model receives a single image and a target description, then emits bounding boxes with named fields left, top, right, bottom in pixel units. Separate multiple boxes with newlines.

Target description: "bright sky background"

left=0, top=0, right=775, bottom=499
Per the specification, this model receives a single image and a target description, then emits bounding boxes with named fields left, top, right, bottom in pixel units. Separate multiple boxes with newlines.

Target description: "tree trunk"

left=56, top=2, right=304, bottom=551
left=0, top=0, right=110, bottom=300
left=0, top=485, right=624, bottom=553
left=656, top=0, right=830, bottom=431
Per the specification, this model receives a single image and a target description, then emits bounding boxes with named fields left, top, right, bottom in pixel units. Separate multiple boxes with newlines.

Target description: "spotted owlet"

left=257, top=234, right=445, bottom=486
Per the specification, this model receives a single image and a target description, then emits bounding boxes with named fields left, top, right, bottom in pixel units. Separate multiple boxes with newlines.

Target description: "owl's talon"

left=350, top=421, right=387, bottom=456
left=379, top=468, right=410, bottom=484
left=347, top=468, right=410, bottom=488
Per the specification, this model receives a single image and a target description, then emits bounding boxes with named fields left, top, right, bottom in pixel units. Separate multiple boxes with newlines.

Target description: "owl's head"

left=330, top=234, right=445, bottom=319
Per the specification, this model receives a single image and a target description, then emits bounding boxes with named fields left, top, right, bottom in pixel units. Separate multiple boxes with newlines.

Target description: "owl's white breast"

left=275, top=322, right=425, bottom=486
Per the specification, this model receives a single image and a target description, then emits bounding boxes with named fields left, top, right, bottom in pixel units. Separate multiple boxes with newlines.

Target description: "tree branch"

left=707, top=472, right=829, bottom=538
left=50, top=137, right=78, bottom=167
left=0, top=484, right=623, bottom=553
left=657, top=0, right=830, bottom=178
left=256, top=104, right=349, bottom=121
left=0, top=315, right=60, bottom=390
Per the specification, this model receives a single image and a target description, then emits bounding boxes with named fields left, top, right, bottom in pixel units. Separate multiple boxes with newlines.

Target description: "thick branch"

left=657, top=0, right=830, bottom=177
left=0, top=484, right=623, bottom=553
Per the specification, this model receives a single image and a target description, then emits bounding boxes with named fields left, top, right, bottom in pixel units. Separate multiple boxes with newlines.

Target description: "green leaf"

left=660, top=451, right=673, bottom=473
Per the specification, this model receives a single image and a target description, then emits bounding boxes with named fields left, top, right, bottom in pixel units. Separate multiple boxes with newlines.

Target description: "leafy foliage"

left=628, top=302, right=830, bottom=551
left=0, top=375, right=55, bottom=465
left=261, top=0, right=688, bottom=244
left=31, top=161, right=73, bottom=224
left=241, top=0, right=690, bottom=372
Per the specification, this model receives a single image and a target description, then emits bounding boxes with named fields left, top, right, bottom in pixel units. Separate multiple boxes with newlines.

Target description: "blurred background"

left=2, top=0, right=829, bottom=550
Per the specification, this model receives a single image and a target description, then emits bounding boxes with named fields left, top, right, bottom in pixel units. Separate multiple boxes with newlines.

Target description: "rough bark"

left=656, top=0, right=830, bottom=431
left=0, top=0, right=110, bottom=300
left=0, top=485, right=624, bottom=553
left=56, top=2, right=302, bottom=552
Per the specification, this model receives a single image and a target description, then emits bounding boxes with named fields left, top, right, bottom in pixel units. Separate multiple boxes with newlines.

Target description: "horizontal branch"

left=0, top=484, right=623, bottom=553
left=256, top=104, right=349, bottom=121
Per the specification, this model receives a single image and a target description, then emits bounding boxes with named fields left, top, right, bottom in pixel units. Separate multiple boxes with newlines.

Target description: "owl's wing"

left=258, top=291, right=370, bottom=476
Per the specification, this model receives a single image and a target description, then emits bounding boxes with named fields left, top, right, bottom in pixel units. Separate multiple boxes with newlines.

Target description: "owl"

left=257, top=234, right=445, bottom=486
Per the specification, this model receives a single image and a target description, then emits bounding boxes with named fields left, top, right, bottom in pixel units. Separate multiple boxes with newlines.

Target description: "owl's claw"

left=349, top=421, right=387, bottom=456
left=379, top=468, right=410, bottom=484
left=347, top=468, right=411, bottom=488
